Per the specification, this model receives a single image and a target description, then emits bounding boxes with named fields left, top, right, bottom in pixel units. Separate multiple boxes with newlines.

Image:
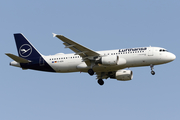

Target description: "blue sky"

left=1, top=0, right=180, bottom=120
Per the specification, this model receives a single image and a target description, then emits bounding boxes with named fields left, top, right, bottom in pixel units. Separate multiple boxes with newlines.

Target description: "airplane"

left=5, top=33, right=176, bottom=85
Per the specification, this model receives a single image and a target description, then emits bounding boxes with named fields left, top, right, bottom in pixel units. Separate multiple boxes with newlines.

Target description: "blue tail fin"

left=14, top=33, right=42, bottom=60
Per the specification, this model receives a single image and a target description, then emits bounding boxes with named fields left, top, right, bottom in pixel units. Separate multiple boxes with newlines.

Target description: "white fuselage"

left=41, top=47, right=176, bottom=73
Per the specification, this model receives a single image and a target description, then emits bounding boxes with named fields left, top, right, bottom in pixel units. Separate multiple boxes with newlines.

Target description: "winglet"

left=52, top=33, right=57, bottom=37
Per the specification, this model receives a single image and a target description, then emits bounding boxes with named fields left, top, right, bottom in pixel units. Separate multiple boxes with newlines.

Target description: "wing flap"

left=5, top=53, right=31, bottom=63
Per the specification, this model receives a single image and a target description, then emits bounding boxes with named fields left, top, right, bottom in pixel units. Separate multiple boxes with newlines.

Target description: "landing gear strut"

left=88, top=69, right=94, bottom=76
left=150, top=64, right=155, bottom=75
left=98, top=79, right=104, bottom=85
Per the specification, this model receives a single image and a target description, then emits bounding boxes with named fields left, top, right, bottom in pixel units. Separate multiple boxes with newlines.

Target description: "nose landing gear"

left=151, top=71, right=155, bottom=75
left=150, top=64, right=155, bottom=75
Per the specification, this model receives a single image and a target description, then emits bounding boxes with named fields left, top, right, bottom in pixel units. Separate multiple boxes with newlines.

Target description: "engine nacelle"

left=95, top=56, right=126, bottom=66
left=116, top=70, right=133, bottom=81
left=95, top=56, right=117, bottom=65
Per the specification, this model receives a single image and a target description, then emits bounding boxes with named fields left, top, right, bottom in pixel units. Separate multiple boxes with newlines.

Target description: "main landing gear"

left=150, top=64, right=155, bottom=75
left=87, top=68, right=104, bottom=86
left=97, top=79, right=104, bottom=86
left=88, top=69, right=94, bottom=76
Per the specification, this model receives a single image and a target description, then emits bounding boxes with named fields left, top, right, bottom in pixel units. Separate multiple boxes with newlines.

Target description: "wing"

left=53, top=33, right=100, bottom=66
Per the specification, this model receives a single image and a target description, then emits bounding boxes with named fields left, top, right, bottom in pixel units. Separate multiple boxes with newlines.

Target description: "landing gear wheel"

left=98, top=79, right=104, bottom=85
left=150, top=64, right=155, bottom=75
left=151, top=71, right=155, bottom=75
left=88, top=69, right=94, bottom=76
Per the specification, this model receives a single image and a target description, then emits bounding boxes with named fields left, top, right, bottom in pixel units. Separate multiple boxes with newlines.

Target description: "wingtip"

left=5, top=53, right=10, bottom=55
left=52, top=33, right=57, bottom=37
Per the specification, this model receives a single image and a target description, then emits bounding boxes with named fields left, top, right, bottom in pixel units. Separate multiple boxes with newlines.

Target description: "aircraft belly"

left=51, top=61, right=80, bottom=73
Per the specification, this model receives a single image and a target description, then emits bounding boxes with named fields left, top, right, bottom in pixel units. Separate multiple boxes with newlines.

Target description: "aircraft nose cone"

left=169, top=53, right=176, bottom=61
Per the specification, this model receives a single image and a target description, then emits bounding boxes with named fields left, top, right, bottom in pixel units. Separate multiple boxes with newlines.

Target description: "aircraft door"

left=148, top=47, right=153, bottom=56
left=39, top=57, right=44, bottom=66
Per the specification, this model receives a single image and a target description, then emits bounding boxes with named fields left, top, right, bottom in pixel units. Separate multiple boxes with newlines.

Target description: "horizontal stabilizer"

left=5, top=53, right=31, bottom=63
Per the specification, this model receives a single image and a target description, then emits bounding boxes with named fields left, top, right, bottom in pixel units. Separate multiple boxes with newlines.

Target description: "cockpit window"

left=159, top=49, right=168, bottom=52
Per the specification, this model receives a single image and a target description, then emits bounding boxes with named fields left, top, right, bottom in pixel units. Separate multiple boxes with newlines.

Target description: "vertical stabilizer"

left=14, top=33, right=42, bottom=60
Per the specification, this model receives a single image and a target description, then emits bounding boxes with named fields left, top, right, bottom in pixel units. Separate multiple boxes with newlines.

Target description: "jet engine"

left=95, top=56, right=117, bottom=65
left=115, top=70, right=133, bottom=81
left=95, top=56, right=126, bottom=66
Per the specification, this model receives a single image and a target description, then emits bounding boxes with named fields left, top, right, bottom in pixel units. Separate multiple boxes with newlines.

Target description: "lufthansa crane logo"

left=19, top=44, right=32, bottom=57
